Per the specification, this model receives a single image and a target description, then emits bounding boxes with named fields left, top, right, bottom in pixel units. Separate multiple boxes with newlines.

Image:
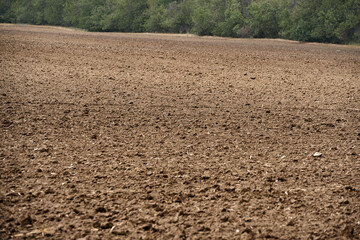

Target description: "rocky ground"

left=0, top=24, right=359, bottom=239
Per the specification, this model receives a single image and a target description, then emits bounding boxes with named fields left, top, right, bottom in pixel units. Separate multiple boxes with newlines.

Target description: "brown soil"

left=1, top=24, right=359, bottom=239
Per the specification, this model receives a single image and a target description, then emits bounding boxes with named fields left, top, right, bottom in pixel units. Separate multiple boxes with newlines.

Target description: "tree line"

left=1, top=0, right=359, bottom=44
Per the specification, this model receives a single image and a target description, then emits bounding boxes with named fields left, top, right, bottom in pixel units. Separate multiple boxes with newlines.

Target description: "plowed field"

left=1, top=24, right=359, bottom=239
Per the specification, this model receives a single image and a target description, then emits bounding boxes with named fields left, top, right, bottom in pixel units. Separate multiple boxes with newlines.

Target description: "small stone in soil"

left=313, top=152, right=322, bottom=157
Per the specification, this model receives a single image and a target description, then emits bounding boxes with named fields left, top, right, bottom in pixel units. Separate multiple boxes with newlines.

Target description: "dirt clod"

left=20, top=215, right=35, bottom=226
left=100, top=222, right=113, bottom=229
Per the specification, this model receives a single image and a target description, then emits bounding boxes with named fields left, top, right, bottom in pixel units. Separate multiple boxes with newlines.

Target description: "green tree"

left=86, top=0, right=119, bottom=31
left=43, top=0, right=65, bottom=25
left=287, top=1, right=315, bottom=41
left=163, top=0, right=194, bottom=33
left=246, top=0, right=281, bottom=38
left=112, top=0, right=147, bottom=32
left=1, top=0, right=359, bottom=44
left=63, top=0, right=103, bottom=30
left=288, top=0, right=351, bottom=43
left=8, top=0, right=43, bottom=24
left=310, top=0, right=344, bottom=43
left=334, top=0, right=360, bottom=43
left=214, top=0, right=244, bottom=37
left=191, top=0, right=214, bottom=35
left=0, top=0, right=13, bottom=22
left=277, top=0, right=292, bottom=38
left=144, top=0, right=169, bottom=32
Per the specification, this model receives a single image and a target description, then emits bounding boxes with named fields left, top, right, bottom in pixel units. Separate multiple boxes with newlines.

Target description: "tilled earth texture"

left=0, top=24, right=359, bottom=240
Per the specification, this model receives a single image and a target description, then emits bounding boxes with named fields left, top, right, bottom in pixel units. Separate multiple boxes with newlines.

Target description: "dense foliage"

left=1, top=0, right=359, bottom=44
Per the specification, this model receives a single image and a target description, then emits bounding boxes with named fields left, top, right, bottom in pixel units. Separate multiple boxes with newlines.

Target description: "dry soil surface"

left=0, top=24, right=360, bottom=239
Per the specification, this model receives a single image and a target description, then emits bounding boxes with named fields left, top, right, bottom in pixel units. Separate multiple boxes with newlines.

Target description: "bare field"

left=1, top=24, right=360, bottom=239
